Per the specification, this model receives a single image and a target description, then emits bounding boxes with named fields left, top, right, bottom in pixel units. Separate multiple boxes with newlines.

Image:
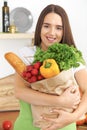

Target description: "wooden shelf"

left=0, top=33, right=34, bottom=39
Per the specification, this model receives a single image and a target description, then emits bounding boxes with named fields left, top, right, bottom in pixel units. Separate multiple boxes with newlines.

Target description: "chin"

left=49, top=42, right=56, bottom=46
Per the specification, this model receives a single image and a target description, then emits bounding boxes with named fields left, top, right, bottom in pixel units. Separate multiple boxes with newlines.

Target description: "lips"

left=46, top=36, right=56, bottom=43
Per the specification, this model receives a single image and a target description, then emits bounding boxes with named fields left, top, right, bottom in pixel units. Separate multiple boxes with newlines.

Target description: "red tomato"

left=85, top=113, right=87, bottom=124
left=76, top=119, right=85, bottom=126
left=2, top=120, right=12, bottom=130
left=76, top=115, right=86, bottom=126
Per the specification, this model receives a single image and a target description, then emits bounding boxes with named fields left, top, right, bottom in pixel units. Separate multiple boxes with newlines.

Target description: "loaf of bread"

left=4, top=52, right=26, bottom=75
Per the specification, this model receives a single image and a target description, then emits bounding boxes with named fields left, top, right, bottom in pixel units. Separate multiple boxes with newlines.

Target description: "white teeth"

left=48, top=38, right=54, bottom=40
left=47, top=37, right=55, bottom=41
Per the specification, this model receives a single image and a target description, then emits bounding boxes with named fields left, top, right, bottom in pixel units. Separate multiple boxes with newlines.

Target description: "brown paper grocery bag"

left=29, top=68, right=79, bottom=129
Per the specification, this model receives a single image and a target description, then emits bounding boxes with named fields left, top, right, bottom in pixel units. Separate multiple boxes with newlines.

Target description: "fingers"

left=73, top=98, right=81, bottom=109
left=70, top=85, right=77, bottom=93
left=66, top=85, right=80, bottom=95
left=41, top=110, right=60, bottom=123
left=68, top=86, right=81, bottom=99
left=72, top=99, right=80, bottom=109
left=41, top=111, right=62, bottom=130
left=41, top=116, right=55, bottom=122
left=40, top=116, right=58, bottom=130
left=65, top=85, right=76, bottom=94
left=41, top=124, right=57, bottom=130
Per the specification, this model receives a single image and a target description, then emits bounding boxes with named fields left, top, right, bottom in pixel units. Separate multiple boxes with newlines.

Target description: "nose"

left=49, top=27, right=55, bottom=35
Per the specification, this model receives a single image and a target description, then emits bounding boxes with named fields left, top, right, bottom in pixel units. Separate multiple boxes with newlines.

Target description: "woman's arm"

left=41, top=68, right=87, bottom=130
left=14, top=73, right=80, bottom=109
left=73, top=68, right=87, bottom=118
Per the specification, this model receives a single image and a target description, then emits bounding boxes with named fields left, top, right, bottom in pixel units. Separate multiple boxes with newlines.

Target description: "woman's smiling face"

left=41, top=12, right=63, bottom=50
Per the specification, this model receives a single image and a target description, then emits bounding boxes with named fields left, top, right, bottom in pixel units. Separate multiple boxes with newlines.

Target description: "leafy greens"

left=33, top=43, right=85, bottom=71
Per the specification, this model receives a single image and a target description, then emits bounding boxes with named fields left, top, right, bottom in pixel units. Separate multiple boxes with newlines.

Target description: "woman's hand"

left=40, top=86, right=80, bottom=130
left=41, top=109, right=75, bottom=130
left=59, top=86, right=81, bottom=110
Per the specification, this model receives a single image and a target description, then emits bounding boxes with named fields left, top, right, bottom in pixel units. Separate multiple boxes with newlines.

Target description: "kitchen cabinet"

left=0, top=33, right=34, bottom=39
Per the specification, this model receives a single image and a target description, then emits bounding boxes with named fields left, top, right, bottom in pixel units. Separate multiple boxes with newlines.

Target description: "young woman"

left=14, top=4, right=87, bottom=130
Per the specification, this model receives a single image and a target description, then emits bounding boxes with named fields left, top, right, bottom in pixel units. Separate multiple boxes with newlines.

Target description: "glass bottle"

left=2, top=1, right=10, bottom=32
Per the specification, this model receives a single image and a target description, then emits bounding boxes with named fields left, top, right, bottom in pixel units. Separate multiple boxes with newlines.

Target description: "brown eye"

left=43, top=25, right=49, bottom=28
left=56, top=25, right=63, bottom=31
left=57, top=27, right=63, bottom=30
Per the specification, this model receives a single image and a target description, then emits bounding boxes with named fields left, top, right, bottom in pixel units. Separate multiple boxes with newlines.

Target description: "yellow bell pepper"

left=40, top=59, right=60, bottom=78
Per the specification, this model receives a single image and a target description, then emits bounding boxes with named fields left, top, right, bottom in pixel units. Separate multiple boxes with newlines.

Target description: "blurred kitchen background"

left=0, top=0, right=87, bottom=78
left=0, top=0, right=87, bottom=111
left=0, top=1, right=87, bottom=129
left=0, top=0, right=87, bottom=79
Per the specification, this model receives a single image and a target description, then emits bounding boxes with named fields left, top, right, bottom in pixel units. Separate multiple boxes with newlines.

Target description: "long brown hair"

left=34, top=4, right=76, bottom=47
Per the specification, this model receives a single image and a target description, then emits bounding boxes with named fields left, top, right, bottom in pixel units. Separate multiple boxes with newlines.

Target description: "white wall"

left=0, top=0, right=87, bottom=111
left=0, top=0, right=87, bottom=60
left=0, top=0, right=87, bottom=59
left=0, top=39, right=32, bottom=78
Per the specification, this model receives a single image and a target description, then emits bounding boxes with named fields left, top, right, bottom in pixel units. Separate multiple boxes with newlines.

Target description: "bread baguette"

left=4, top=52, right=26, bottom=75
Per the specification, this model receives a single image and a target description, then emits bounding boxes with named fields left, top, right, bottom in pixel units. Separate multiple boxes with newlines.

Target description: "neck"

left=41, top=43, right=47, bottom=51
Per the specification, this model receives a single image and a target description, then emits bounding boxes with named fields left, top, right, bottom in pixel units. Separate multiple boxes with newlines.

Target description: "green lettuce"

left=33, top=43, right=85, bottom=71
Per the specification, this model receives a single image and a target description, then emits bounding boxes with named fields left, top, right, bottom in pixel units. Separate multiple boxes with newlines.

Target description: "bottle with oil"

left=2, top=1, right=10, bottom=32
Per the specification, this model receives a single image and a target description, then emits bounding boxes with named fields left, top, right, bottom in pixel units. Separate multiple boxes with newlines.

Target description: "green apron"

left=14, top=100, right=76, bottom=130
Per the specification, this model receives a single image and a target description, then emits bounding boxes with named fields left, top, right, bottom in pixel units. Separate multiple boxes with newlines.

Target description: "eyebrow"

left=43, top=23, right=63, bottom=27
